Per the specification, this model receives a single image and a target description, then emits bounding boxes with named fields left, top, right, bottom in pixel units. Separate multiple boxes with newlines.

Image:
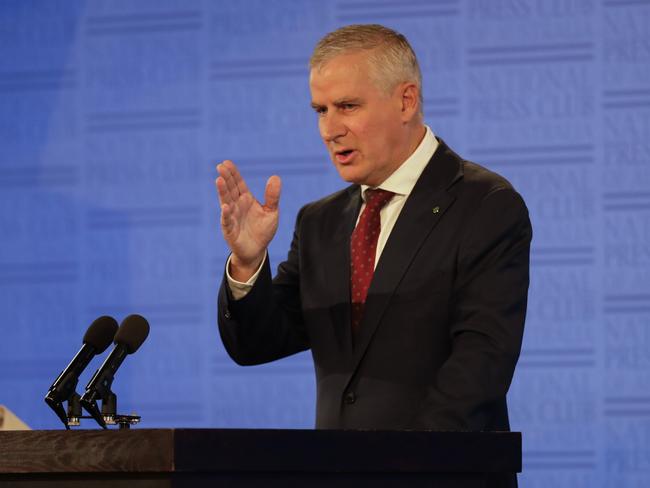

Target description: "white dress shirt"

left=227, top=125, right=439, bottom=299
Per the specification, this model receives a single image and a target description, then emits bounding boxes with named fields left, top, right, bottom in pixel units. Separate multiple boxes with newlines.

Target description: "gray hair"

left=310, top=24, right=423, bottom=111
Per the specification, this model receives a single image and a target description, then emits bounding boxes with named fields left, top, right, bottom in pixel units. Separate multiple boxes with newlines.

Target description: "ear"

left=399, top=82, right=420, bottom=122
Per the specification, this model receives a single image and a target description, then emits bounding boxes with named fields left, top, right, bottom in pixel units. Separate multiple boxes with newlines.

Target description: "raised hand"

left=216, top=160, right=281, bottom=281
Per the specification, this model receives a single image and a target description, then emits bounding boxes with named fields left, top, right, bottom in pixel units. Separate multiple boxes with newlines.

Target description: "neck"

left=399, top=122, right=426, bottom=167
left=365, top=123, right=427, bottom=188
left=412, top=121, right=426, bottom=145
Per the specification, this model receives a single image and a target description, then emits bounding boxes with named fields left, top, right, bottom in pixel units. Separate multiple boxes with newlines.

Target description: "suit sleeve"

left=217, top=208, right=309, bottom=365
left=415, top=187, right=532, bottom=430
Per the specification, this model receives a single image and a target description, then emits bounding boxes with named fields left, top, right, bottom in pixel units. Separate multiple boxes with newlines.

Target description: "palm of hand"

left=226, top=192, right=278, bottom=261
left=216, top=161, right=281, bottom=269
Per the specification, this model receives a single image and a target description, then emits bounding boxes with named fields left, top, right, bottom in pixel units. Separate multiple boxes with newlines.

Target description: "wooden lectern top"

left=0, top=429, right=521, bottom=488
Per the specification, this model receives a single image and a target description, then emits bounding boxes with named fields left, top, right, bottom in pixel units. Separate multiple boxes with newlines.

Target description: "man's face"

left=309, top=52, right=410, bottom=187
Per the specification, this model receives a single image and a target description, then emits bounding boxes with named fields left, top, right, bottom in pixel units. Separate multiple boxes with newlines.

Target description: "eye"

left=341, top=103, right=357, bottom=111
left=314, top=106, right=327, bottom=116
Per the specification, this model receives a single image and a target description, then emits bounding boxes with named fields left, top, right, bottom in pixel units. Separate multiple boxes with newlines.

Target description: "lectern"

left=0, top=429, right=520, bottom=487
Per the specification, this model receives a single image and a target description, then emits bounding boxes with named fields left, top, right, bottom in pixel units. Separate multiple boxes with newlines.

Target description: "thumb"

left=264, top=175, right=282, bottom=211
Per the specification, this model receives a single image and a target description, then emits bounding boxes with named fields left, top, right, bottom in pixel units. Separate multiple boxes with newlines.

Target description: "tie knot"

left=364, top=189, right=394, bottom=211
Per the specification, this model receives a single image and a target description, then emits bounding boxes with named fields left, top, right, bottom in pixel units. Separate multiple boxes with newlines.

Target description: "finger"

left=218, top=161, right=241, bottom=200
left=263, top=175, right=282, bottom=211
left=216, top=161, right=233, bottom=183
left=215, top=175, right=233, bottom=206
left=220, top=203, right=235, bottom=232
left=221, top=160, right=244, bottom=199
left=223, top=160, right=250, bottom=197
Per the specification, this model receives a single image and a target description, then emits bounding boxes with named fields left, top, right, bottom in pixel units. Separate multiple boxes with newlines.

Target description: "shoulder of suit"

left=451, top=158, right=529, bottom=223
left=430, top=139, right=519, bottom=201
left=297, top=184, right=357, bottom=220
left=456, top=159, right=518, bottom=201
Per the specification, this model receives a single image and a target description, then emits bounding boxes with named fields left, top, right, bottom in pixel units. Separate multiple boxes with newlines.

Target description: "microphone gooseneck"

left=44, top=316, right=119, bottom=428
left=80, top=314, right=150, bottom=428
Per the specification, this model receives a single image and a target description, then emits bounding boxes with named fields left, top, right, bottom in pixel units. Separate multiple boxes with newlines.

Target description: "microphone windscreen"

left=115, top=314, right=150, bottom=354
left=83, top=316, right=119, bottom=353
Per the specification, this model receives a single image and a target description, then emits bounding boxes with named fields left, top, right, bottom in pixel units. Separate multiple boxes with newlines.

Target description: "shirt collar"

left=361, top=125, right=439, bottom=201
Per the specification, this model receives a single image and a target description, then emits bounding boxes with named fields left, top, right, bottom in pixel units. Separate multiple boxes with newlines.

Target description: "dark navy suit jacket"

left=218, top=138, right=532, bottom=434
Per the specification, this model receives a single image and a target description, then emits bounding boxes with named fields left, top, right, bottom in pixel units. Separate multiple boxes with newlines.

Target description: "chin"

left=335, top=166, right=368, bottom=185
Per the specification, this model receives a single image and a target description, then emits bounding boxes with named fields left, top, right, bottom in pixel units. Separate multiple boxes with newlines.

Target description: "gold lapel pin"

left=432, top=206, right=440, bottom=214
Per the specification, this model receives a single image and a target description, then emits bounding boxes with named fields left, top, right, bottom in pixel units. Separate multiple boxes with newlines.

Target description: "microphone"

left=44, top=316, right=119, bottom=429
left=80, top=314, right=150, bottom=428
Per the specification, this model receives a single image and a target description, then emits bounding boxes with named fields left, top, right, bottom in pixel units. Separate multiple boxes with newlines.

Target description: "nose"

left=320, top=111, right=346, bottom=143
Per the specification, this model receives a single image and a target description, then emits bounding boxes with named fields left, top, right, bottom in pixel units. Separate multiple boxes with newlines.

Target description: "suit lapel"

left=347, top=140, right=464, bottom=378
left=323, top=185, right=361, bottom=355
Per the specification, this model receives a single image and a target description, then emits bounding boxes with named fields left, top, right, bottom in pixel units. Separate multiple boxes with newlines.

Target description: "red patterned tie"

left=350, top=189, right=395, bottom=335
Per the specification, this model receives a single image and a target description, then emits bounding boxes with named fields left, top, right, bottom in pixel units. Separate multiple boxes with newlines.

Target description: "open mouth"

left=335, top=149, right=356, bottom=164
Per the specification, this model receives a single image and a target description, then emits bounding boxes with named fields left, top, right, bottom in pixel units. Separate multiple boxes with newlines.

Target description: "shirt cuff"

left=225, top=251, right=266, bottom=300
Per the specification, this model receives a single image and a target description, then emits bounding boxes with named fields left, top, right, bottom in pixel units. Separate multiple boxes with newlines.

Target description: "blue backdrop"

left=1, top=1, right=649, bottom=486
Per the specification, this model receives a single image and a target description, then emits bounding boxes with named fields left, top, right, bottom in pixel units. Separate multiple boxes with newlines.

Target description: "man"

left=216, top=24, right=531, bottom=436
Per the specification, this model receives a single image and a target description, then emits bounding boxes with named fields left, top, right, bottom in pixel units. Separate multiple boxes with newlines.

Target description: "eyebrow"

left=334, top=97, right=363, bottom=106
left=310, top=98, right=363, bottom=110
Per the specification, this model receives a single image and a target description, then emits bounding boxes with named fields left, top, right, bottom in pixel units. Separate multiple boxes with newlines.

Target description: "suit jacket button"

left=344, top=392, right=356, bottom=404
left=224, top=310, right=231, bottom=319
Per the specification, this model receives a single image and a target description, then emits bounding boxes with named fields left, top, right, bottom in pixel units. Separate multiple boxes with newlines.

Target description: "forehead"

left=309, top=52, right=378, bottom=100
